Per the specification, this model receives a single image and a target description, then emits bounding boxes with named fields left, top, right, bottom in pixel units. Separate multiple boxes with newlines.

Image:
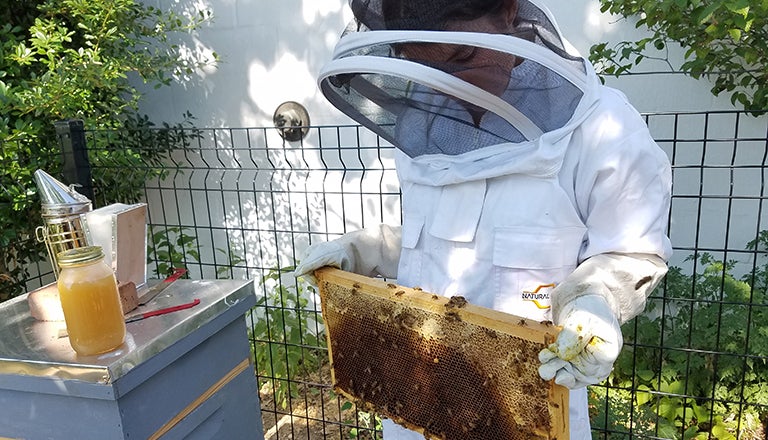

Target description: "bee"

left=394, top=290, right=405, bottom=297
left=634, top=275, right=652, bottom=290
left=446, top=296, right=467, bottom=308
left=394, top=312, right=417, bottom=330
left=445, top=310, right=462, bottom=322
left=386, top=283, right=397, bottom=289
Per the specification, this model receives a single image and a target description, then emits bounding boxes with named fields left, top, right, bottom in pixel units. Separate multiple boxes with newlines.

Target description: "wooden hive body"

left=316, top=267, right=569, bottom=440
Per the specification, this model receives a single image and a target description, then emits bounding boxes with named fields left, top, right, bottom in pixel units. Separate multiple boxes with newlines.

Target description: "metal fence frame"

left=22, top=111, right=768, bottom=439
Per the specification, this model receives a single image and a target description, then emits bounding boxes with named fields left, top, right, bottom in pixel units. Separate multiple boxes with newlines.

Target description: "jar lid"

left=57, top=246, right=104, bottom=266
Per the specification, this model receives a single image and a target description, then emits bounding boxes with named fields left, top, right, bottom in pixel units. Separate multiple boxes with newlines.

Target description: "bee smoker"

left=34, top=169, right=92, bottom=277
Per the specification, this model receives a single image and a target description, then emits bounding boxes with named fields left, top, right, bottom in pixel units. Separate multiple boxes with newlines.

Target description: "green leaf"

left=711, top=417, right=737, bottom=440
left=660, top=379, right=686, bottom=395
left=636, top=369, right=656, bottom=382
left=694, top=4, right=721, bottom=24
left=635, top=385, right=654, bottom=406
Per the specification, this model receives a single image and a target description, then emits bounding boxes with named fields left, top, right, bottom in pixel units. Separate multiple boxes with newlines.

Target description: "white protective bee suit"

left=297, top=0, right=672, bottom=438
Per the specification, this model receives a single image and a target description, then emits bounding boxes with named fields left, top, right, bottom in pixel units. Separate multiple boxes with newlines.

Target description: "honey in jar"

left=56, top=246, right=126, bottom=356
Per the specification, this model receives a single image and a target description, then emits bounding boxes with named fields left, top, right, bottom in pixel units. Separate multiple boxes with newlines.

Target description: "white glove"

left=538, top=294, right=622, bottom=389
left=294, top=224, right=402, bottom=286
left=294, top=240, right=353, bottom=286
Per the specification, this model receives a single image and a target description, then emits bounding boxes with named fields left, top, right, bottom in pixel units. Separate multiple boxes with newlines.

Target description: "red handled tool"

left=137, top=268, right=187, bottom=306
left=125, top=298, right=201, bottom=323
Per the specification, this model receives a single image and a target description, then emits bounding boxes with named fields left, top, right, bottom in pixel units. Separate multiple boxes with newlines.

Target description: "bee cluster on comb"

left=315, top=267, right=569, bottom=440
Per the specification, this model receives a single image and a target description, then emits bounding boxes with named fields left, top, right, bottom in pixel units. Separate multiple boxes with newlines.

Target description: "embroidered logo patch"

left=522, top=283, right=555, bottom=309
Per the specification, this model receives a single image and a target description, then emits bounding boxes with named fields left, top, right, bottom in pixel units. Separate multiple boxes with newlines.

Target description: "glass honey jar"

left=56, top=246, right=126, bottom=356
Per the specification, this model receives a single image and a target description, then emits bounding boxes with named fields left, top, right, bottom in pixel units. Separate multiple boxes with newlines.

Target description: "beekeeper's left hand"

left=538, top=294, right=622, bottom=389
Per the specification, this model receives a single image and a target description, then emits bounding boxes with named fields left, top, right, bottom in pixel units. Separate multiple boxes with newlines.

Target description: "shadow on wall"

left=136, top=0, right=351, bottom=128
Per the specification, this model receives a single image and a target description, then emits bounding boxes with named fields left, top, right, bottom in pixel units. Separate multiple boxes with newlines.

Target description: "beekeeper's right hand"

left=538, top=294, right=622, bottom=389
left=294, top=224, right=402, bottom=286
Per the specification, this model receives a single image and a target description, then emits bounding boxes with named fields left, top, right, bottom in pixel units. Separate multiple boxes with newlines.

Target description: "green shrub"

left=0, top=0, right=216, bottom=300
left=590, top=0, right=768, bottom=113
left=249, top=266, right=325, bottom=409
left=146, top=226, right=199, bottom=279
left=597, top=234, right=768, bottom=439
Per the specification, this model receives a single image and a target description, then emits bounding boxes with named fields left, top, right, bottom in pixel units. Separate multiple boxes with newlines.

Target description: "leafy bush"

left=0, top=0, right=216, bottom=300
left=340, top=401, right=383, bottom=439
left=146, top=226, right=200, bottom=279
left=590, top=0, right=768, bottom=112
left=250, top=266, right=325, bottom=409
left=595, top=234, right=768, bottom=439
left=1, top=0, right=216, bottom=138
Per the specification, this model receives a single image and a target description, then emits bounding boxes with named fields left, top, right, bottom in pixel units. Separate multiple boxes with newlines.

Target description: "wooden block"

left=315, top=267, right=569, bottom=440
left=119, top=281, right=139, bottom=314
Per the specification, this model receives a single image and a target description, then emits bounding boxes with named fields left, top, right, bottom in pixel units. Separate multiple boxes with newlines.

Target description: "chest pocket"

left=493, top=226, right=586, bottom=271
left=428, top=180, right=486, bottom=242
left=491, top=226, right=586, bottom=318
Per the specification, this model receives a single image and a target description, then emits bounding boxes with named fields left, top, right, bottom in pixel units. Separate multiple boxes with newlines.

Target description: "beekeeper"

left=296, top=0, right=672, bottom=438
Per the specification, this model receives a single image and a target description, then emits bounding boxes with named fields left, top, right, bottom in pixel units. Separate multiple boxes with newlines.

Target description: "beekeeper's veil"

left=318, top=0, right=600, bottom=159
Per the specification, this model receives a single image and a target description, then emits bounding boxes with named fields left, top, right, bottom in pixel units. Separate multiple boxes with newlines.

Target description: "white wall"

left=135, top=0, right=737, bottom=128
left=134, top=0, right=768, bottom=282
left=137, top=0, right=352, bottom=128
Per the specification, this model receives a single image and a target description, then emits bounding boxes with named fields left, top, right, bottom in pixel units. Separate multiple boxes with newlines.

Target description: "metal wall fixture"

left=273, top=101, right=310, bottom=142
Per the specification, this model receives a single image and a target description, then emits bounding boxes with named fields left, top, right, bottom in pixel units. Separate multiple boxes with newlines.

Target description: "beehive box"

left=315, top=268, right=569, bottom=440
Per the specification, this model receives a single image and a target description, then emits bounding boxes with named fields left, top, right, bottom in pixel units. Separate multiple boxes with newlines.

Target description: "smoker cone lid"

left=34, top=169, right=92, bottom=216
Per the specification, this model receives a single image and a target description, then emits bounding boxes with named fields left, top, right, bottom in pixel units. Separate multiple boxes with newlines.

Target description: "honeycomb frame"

left=315, top=267, right=569, bottom=440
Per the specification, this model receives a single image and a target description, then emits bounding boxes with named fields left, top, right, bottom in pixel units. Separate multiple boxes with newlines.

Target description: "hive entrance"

left=316, top=268, right=569, bottom=440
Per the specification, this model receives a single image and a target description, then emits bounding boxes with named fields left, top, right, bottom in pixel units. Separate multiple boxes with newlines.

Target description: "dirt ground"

left=259, top=363, right=382, bottom=440
left=258, top=365, right=766, bottom=440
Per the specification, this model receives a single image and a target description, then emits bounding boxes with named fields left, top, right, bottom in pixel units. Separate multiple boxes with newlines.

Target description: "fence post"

left=54, top=119, right=94, bottom=201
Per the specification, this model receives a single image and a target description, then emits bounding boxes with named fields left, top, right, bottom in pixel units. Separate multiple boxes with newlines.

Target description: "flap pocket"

left=401, top=216, right=425, bottom=249
left=493, top=227, right=585, bottom=270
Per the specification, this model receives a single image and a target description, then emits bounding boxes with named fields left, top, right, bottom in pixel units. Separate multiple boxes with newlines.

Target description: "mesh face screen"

left=316, top=268, right=568, bottom=440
